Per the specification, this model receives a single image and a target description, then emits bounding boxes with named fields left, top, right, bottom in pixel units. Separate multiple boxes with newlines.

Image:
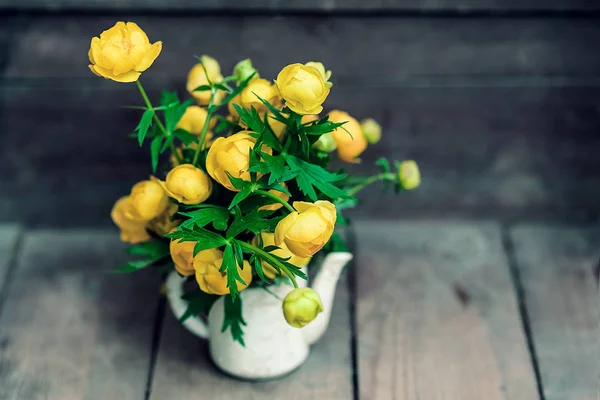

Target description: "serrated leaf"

left=135, top=109, right=154, bottom=146
left=221, top=295, right=246, bottom=346
left=220, top=72, right=256, bottom=106
left=180, top=289, right=218, bottom=323
left=113, top=240, right=171, bottom=273
left=228, top=184, right=254, bottom=209
left=173, top=129, right=198, bottom=146
left=226, top=209, right=276, bottom=239
left=178, top=206, right=230, bottom=231
left=150, top=135, right=163, bottom=173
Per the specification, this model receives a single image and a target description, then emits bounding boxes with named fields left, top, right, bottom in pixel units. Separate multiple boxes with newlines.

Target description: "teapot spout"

left=302, top=252, right=353, bottom=345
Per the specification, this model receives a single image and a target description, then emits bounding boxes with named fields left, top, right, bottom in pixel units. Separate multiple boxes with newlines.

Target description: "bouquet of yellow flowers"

left=92, top=22, right=420, bottom=345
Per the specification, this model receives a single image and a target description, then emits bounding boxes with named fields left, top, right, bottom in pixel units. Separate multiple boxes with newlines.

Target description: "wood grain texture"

left=354, top=221, right=538, bottom=399
left=4, top=16, right=600, bottom=80
left=0, top=225, right=21, bottom=290
left=149, top=274, right=353, bottom=399
left=510, top=225, right=600, bottom=400
left=0, top=230, right=160, bottom=400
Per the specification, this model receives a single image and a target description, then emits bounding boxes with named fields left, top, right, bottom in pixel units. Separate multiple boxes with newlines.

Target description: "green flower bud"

left=282, top=287, right=324, bottom=328
left=313, top=132, right=337, bottom=153
left=360, top=118, right=382, bottom=144
left=397, top=160, right=420, bottom=190
left=233, top=58, right=259, bottom=83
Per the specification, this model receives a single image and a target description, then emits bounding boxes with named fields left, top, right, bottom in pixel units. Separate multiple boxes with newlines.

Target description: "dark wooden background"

left=0, top=0, right=599, bottom=226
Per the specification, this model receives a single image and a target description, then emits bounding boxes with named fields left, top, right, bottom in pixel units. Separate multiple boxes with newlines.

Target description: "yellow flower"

left=304, top=62, right=332, bottom=85
left=194, top=249, right=253, bottom=295
left=169, top=238, right=196, bottom=276
left=274, top=201, right=336, bottom=258
left=252, top=232, right=310, bottom=279
left=186, top=56, right=226, bottom=105
left=360, top=118, right=382, bottom=144
left=301, top=114, right=319, bottom=124
left=88, top=21, right=162, bottom=83
left=240, top=78, right=282, bottom=116
left=398, top=160, right=421, bottom=190
left=258, top=183, right=290, bottom=211
left=124, top=179, right=169, bottom=221
left=205, top=131, right=272, bottom=191
left=111, top=196, right=151, bottom=244
left=328, top=110, right=368, bottom=163
left=158, top=164, right=212, bottom=205
left=147, top=202, right=179, bottom=237
left=282, top=288, right=324, bottom=328
left=176, top=106, right=215, bottom=135
left=275, top=63, right=330, bottom=115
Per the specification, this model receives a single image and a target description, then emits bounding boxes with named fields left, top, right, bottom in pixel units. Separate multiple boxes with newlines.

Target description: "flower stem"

left=347, top=172, right=395, bottom=196
left=237, top=241, right=299, bottom=288
left=135, top=80, right=183, bottom=165
left=254, top=189, right=295, bottom=213
left=192, top=88, right=216, bottom=166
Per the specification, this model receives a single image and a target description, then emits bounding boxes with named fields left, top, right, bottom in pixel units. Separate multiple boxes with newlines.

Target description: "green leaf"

left=226, top=209, right=277, bottom=239
left=173, top=129, right=198, bottom=146
left=135, top=109, right=154, bottom=146
left=221, top=244, right=246, bottom=301
left=180, top=289, right=218, bottom=322
left=228, top=184, right=254, bottom=209
left=193, top=84, right=212, bottom=92
left=376, top=157, right=391, bottom=173
left=286, top=156, right=351, bottom=201
left=165, top=226, right=228, bottom=256
left=220, top=72, right=256, bottom=106
left=150, top=135, right=163, bottom=173
left=221, top=295, right=246, bottom=346
left=178, top=206, right=230, bottom=231
left=112, top=240, right=171, bottom=273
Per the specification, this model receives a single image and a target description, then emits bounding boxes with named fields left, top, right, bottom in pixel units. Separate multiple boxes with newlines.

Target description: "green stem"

left=254, top=189, right=295, bottom=213
left=135, top=80, right=183, bottom=165
left=237, top=241, right=299, bottom=288
left=192, top=88, right=216, bottom=166
left=347, top=173, right=395, bottom=196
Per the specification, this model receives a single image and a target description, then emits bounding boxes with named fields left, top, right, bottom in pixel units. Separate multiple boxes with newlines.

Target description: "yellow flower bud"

left=194, top=249, right=253, bottom=295
left=158, top=164, right=213, bottom=205
left=124, top=179, right=169, bottom=221
left=147, top=202, right=179, bottom=237
left=169, top=237, right=196, bottom=276
left=313, top=132, right=337, bottom=153
left=233, top=58, right=259, bottom=83
left=205, top=132, right=272, bottom=191
left=88, top=21, right=162, bottom=83
left=282, top=288, right=324, bottom=328
left=251, top=232, right=310, bottom=279
left=304, top=62, right=332, bottom=85
left=274, top=201, right=336, bottom=258
left=275, top=63, right=330, bottom=115
left=186, top=56, right=226, bottom=105
left=258, top=183, right=290, bottom=211
left=360, top=118, right=382, bottom=144
left=111, top=196, right=151, bottom=244
left=176, top=106, right=215, bottom=135
left=328, top=110, right=368, bottom=163
left=240, top=78, right=282, bottom=116
left=398, top=160, right=421, bottom=190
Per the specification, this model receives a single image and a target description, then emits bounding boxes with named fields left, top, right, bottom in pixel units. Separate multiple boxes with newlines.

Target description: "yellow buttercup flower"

left=205, top=132, right=272, bottom=191
left=176, top=106, right=215, bottom=135
left=240, top=78, right=282, bottom=116
left=275, top=63, right=330, bottom=115
left=147, top=202, right=179, bottom=237
left=169, top=237, right=196, bottom=276
left=360, top=118, right=382, bottom=144
left=274, top=201, right=336, bottom=258
left=158, top=164, right=212, bottom=205
left=398, top=160, right=421, bottom=190
left=111, top=196, right=151, bottom=244
left=88, top=21, right=162, bottom=83
left=258, top=183, right=290, bottom=211
left=328, top=110, right=368, bottom=163
left=194, top=249, right=253, bottom=295
left=186, top=56, right=226, bottom=105
left=252, top=232, right=310, bottom=279
left=304, top=62, right=332, bottom=86
left=282, top=288, right=324, bottom=328
left=124, top=179, right=169, bottom=221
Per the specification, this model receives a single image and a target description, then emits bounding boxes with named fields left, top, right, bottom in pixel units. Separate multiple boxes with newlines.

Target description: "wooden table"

left=0, top=221, right=597, bottom=400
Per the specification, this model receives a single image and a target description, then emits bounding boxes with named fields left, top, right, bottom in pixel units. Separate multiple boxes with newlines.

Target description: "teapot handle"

left=165, top=271, right=210, bottom=339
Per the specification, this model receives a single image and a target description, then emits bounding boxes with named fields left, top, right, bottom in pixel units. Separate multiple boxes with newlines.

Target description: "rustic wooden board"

left=510, top=225, right=600, bottom=400
left=0, top=230, right=160, bottom=400
left=0, top=225, right=21, bottom=290
left=150, top=274, right=353, bottom=399
left=354, top=221, right=538, bottom=399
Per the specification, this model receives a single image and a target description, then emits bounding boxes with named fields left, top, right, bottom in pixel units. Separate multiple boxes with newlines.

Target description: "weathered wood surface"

left=0, top=230, right=160, bottom=400
left=354, top=221, right=538, bottom=399
left=510, top=225, right=600, bottom=400
left=0, top=225, right=21, bottom=290
left=150, top=274, right=354, bottom=399
left=0, top=0, right=598, bottom=12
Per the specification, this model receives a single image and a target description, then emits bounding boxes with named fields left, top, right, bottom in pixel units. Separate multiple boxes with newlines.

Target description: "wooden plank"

left=0, top=225, right=21, bottom=290
left=0, top=230, right=160, bottom=400
left=355, top=221, right=538, bottom=399
left=510, top=225, right=600, bottom=400
left=0, top=0, right=598, bottom=12
left=150, top=275, right=353, bottom=399
left=3, top=16, right=600, bottom=79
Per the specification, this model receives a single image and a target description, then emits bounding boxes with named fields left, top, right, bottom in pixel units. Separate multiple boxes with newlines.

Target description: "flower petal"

left=136, top=41, right=162, bottom=72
